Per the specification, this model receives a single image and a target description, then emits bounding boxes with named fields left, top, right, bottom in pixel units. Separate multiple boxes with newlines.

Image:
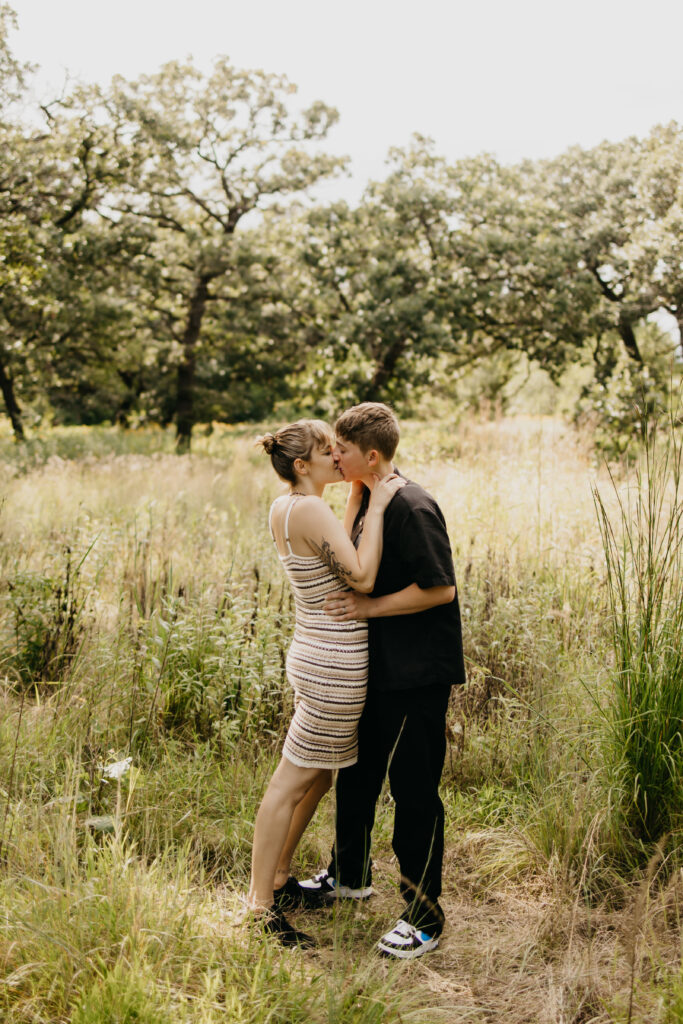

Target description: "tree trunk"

left=617, top=314, right=644, bottom=365
left=175, top=275, right=211, bottom=452
left=365, top=338, right=406, bottom=400
left=115, top=369, right=141, bottom=428
left=0, top=348, right=25, bottom=441
left=588, top=265, right=645, bottom=366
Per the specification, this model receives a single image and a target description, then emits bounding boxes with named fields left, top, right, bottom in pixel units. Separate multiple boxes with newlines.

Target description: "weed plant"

left=4, top=545, right=89, bottom=687
left=594, top=414, right=683, bottom=858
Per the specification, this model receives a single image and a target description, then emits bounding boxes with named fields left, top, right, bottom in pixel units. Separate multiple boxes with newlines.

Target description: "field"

left=1, top=415, right=682, bottom=1023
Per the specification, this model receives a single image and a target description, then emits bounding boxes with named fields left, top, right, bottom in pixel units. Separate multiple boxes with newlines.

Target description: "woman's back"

left=269, top=493, right=367, bottom=770
left=270, top=495, right=349, bottom=611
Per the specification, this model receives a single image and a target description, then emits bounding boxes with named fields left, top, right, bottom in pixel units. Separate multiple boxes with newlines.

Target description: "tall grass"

left=1, top=833, right=419, bottom=1024
left=3, top=415, right=683, bottom=1021
left=594, top=415, right=683, bottom=853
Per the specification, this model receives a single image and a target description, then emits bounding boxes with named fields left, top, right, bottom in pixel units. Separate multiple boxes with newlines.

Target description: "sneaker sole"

left=376, top=937, right=439, bottom=959
left=299, top=884, right=373, bottom=901
left=332, top=886, right=373, bottom=900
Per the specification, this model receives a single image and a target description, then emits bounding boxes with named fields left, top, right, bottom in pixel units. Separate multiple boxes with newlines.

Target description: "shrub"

left=594, top=412, right=683, bottom=853
left=2, top=547, right=87, bottom=688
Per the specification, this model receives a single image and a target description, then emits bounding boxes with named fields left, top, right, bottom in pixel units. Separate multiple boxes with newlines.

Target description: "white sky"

left=7, top=0, right=683, bottom=202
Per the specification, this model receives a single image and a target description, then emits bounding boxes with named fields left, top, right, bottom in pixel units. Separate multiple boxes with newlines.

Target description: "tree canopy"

left=1, top=4, right=681, bottom=443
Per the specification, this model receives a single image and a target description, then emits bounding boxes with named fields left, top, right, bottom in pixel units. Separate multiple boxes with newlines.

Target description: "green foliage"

left=665, top=975, right=683, bottom=1024
left=0, top=423, right=175, bottom=475
left=594, top=411, right=683, bottom=853
left=2, top=4, right=683, bottom=444
left=2, top=415, right=683, bottom=1021
left=139, top=578, right=294, bottom=747
left=103, top=58, right=344, bottom=447
left=72, top=961, right=172, bottom=1024
left=2, top=548, right=87, bottom=687
left=575, top=325, right=677, bottom=460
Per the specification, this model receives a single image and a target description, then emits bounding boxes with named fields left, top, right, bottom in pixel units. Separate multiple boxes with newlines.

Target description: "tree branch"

left=55, top=135, right=96, bottom=228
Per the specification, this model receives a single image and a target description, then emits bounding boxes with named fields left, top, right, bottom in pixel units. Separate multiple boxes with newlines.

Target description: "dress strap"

left=267, top=501, right=276, bottom=542
left=283, top=495, right=302, bottom=556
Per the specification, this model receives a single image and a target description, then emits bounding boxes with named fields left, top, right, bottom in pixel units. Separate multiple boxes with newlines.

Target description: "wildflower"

left=101, top=757, right=133, bottom=780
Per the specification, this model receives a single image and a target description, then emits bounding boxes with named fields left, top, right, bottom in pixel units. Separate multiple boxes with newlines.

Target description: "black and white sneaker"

left=376, top=918, right=439, bottom=960
left=298, top=869, right=373, bottom=901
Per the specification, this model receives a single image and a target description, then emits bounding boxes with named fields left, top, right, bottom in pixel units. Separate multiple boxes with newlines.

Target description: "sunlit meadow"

left=1, top=415, right=682, bottom=1023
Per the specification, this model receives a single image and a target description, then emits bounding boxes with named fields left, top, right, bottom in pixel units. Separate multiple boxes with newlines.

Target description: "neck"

left=361, top=458, right=395, bottom=488
left=290, top=482, right=325, bottom=498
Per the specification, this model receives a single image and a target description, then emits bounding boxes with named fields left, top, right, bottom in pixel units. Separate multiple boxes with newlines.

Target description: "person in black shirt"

left=298, top=403, right=466, bottom=960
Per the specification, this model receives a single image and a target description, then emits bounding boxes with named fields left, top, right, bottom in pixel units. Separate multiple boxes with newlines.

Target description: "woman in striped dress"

left=249, top=419, right=404, bottom=946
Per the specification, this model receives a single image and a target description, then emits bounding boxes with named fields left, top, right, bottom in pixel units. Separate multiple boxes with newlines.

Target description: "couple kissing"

left=249, top=401, right=466, bottom=960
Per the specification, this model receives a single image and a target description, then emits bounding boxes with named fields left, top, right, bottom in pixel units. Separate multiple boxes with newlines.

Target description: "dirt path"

left=293, top=854, right=680, bottom=1024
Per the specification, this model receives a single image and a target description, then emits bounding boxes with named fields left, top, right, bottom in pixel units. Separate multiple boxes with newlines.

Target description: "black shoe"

left=273, top=875, right=330, bottom=910
left=261, top=907, right=316, bottom=949
left=298, top=869, right=373, bottom=901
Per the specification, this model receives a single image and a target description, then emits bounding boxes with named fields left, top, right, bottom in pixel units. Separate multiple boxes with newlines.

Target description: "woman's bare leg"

left=248, top=757, right=327, bottom=911
left=273, top=770, right=332, bottom=888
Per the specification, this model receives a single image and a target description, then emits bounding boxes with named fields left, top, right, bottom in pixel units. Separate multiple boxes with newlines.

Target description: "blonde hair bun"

left=256, top=420, right=334, bottom=485
left=257, top=432, right=277, bottom=455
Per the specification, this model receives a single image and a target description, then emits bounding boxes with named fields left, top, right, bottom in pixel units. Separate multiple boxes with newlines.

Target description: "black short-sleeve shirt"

left=353, top=476, right=466, bottom=691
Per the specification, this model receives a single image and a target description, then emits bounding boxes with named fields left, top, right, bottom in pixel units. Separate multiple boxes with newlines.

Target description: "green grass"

left=2, top=835, right=420, bottom=1023
left=1, top=415, right=683, bottom=1022
left=594, top=415, right=683, bottom=858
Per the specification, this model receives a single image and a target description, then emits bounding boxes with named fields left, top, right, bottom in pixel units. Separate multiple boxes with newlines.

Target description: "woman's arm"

left=293, top=477, right=404, bottom=593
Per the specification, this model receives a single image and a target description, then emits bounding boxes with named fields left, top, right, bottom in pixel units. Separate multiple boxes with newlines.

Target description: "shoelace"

left=386, top=920, right=416, bottom=940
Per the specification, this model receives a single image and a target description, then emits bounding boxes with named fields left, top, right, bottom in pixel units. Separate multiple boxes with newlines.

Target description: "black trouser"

left=328, top=683, right=450, bottom=936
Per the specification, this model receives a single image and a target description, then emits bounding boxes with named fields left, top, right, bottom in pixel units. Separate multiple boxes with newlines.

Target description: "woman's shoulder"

left=288, top=496, right=340, bottom=545
left=271, top=493, right=325, bottom=507
left=291, top=494, right=334, bottom=519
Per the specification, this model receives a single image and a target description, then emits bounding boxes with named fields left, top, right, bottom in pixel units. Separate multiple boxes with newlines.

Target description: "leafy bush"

left=2, top=547, right=87, bottom=688
left=130, top=577, right=295, bottom=750
left=574, top=330, right=674, bottom=461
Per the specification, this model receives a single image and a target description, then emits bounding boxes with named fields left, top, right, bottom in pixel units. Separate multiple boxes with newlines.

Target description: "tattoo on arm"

left=312, top=538, right=358, bottom=583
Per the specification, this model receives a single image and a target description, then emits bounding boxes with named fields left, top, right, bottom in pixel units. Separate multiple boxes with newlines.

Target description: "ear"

left=366, top=449, right=380, bottom=468
left=293, top=457, right=308, bottom=476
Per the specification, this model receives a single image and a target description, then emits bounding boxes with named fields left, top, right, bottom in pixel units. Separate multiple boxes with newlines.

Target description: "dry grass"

left=1, top=415, right=682, bottom=1023
left=275, top=844, right=683, bottom=1023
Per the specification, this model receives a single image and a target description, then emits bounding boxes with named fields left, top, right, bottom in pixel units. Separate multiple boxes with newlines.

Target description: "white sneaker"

left=298, top=869, right=373, bottom=901
left=376, top=918, right=439, bottom=960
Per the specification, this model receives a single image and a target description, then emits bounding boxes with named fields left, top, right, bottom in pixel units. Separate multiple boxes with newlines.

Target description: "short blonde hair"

left=334, top=402, right=399, bottom=460
left=257, top=419, right=334, bottom=484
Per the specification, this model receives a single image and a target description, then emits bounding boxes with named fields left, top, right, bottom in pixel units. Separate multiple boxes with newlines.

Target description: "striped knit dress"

left=270, top=496, right=368, bottom=769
